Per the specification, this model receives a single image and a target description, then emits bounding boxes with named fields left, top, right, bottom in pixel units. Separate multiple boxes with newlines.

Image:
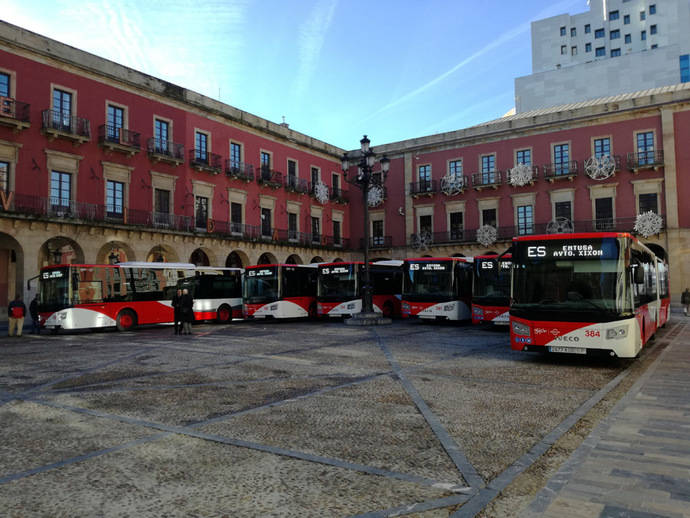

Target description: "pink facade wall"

left=0, top=49, right=347, bottom=240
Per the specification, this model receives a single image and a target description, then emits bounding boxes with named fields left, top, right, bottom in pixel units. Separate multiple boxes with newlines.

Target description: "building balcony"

left=98, top=125, right=141, bottom=156
left=0, top=97, right=30, bottom=132
left=189, top=149, right=222, bottom=174
left=360, top=236, right=392, bottom=249
left=284, top=176, right=310, bottom=194
left=257, top=167, right=283, bottom=188
left=147, top=138, right=184, bottom=165
left=41, top=109, right=90, bottom=145
left=505, top=165, right=540, bottom=186
left=330, top=188, right=349, bottom=204
left=543, top=160, right=578, bottom=182
left=225, top=161, right=254, bottom=182
left=471, top=171, right=502, bottom=190
left=409, top=230, right=471, bottom=246
left=410, top=180, right=437, bottom=197
left=627, top=151, right=664, bottom=172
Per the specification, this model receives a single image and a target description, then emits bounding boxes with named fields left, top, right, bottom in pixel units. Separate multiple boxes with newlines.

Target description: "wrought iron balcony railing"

left=627, top=150, right=664, bottom=171
left=410, top=180, right=437, bottom=196
left=330, top=188, right=349, bottom=204
left=360, top=236, right=392, bottom=249
left=41, top=109, right=90, bottom=141
left=0, top=97, right=30, bottom=124
left=257, top=167, right=283, bottom=188
left=147, top=138, right=184, bottom=163
left=543, top=160, right=578, bottom=181
left=225, top=161, right=254, bottom=181
left=189, top=149, right=222, bottom=173
left=284, top=176, right=310, bottom=194
left=98, top=125, right=141, bottom=152
left=471, top=171, right=502, bottom=189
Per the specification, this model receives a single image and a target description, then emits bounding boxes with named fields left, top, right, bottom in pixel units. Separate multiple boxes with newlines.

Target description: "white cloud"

left=293, top=0, right=338, bottom=97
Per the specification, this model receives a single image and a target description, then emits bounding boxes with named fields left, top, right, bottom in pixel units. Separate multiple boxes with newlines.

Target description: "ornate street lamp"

left=341, top=135, right=391, bottom=323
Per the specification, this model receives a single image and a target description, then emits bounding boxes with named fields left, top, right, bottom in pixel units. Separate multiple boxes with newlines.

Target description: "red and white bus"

left=401, top=257, right=473, bottom=321
left=472, top=253, right=511, bottom=325
left=242, top=264, right=317, bottom=319
left=510, top=232, right=664, bottom=358
left=316, top=260, right=403, bottom=318
left=38, top=262, right=243, bottom=332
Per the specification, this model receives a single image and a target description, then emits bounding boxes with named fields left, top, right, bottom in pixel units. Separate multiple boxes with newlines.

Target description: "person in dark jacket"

left=8, top=294, right=27, bottom=337
left=171, top=288, right=183, bottom=334
left=180, top=288, right=194, bottom=335
left=682, top=288, right=690, bottom=317
left=29, top=295, right=40, bottom=334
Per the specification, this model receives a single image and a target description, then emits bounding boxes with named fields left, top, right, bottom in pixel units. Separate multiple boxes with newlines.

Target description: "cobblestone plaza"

left=1, top=317, right=688, bottom=517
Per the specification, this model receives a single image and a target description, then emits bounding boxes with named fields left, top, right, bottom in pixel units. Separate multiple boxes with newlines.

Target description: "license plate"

left=549, top=346, right=586, bottom=355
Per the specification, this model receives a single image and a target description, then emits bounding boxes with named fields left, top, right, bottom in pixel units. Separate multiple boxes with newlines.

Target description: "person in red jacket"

left=8, top=294, right=27, bottom=337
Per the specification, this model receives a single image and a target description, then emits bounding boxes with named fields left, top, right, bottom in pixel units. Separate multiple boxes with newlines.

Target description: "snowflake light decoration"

left=508, top=163, right=534, bottom=187
left=412, top=231, right=432, bottom=251
left=634, top=211, right=663, bottom=237
left=584, top=155, right=616, bottom=180
left=546, top=217, right=574, bottom=234
left=440, top=174, right=465, bottom=196
left=368, top=185, right=384, bottom=207
left=313, top=181, right=329, bottom=204
left=476, top=225, right=497, bottom=247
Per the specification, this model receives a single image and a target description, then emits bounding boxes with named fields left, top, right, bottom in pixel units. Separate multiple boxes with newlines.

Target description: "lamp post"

left=341, top=135, right=391, bottom=323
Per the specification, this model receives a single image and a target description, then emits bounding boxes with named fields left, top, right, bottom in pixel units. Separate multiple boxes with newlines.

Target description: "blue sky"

left=2, top=0, right=587, bottom=149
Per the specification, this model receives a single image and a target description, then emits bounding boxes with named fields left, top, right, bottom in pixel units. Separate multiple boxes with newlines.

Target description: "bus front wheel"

left=217, top=305, right=232, bottom=324
left=382, top=301, right=394, bottom=318
left=116, top=309, right=137, bottom=332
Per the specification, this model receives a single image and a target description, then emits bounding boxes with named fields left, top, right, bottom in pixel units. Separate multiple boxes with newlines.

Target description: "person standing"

left=8, top=294, right=27, bottom=337
left=171, top=288, right=183, bottom=334
left=29, top=295, right=40, bottom=334
left=180, top=288, right=194, bottom=335
left=682, top=288, right=690, bottom=317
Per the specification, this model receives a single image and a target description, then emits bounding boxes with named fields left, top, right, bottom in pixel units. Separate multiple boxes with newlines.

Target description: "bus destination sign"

left=322, top=266, right=351, bottom=275
left=410, top=262, right=448, bottom=271
left=526, top=240, right=617, bottom=260
left=247, top=268, right=274, bottom=277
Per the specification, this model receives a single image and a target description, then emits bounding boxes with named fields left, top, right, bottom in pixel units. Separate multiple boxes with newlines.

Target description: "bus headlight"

left=402, top=303, right=410, bottom=311
left=473, top=307, right=484, bottom=317
left=512, top=321, right=530, bottom=336
left=606, top=325, right=628, bottom=339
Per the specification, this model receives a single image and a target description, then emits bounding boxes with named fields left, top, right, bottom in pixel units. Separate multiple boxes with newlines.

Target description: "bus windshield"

left=512, top=237, right=631, bottom=319
left=474, top=258, right=511, bottom=306
left=243, top=266, right=280, bottom=303
left=403, top=261, right=454, bottom=301
left=39, top=266, right=71, bottom=310
left=318, top=264, right=358, bottom=300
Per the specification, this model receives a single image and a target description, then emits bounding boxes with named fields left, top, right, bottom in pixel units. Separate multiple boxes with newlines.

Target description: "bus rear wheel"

left=116, top=309, right=137, bottom=332
left=217, top=305, right=232, bottom=324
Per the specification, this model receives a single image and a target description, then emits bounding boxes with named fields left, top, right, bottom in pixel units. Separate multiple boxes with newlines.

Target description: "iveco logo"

left=555, top=335, right=580, bottom=342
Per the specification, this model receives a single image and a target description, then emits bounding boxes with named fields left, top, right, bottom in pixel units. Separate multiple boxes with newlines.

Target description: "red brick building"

left=1, top=20, right=689, bottom=312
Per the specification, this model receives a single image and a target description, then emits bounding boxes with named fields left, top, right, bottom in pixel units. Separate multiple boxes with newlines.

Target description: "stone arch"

left=452, top=252, right=467, bottom=257
left=285, top=254, right=303, bottom=265
left=226, top=250, right=249, bottom=268
left=190, top=247, right=214, bottom=266
left=482, top=250, right=498, bottom=256
left=309, top=256, right=325, bottom=264
left=146, top=244, right=179, bottom=263
left=332, top=257, right=344, bottom=263
left=96, top=241, right=135, bottom=264
left=257, top=252, right=278, bottom=265
left=40, top=236, right=85, bottom=267
left=0, top=232, right=24, bottom=307
left=645, top=242, right=667, bottom=262
left=371, top=257, right=391, bottom=262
